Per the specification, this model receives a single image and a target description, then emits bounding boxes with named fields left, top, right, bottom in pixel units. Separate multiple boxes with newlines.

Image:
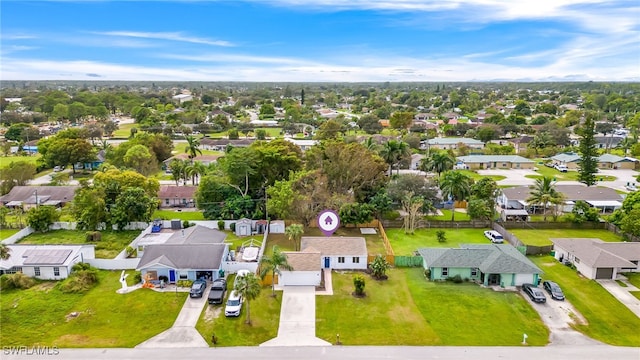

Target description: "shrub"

left=229, top=222, right=236, bottom=232
left=424, top=269, right=431, bottom=279
left=382, top=210, right=401, bottom=220
left=125, top=246, right=137, bottom=258
left=26, top=205, right=60, bottom=233
left=85, top=231, right=101, bottom=242
left=436, top=230, right=447, bottom=243
left=133, top=272, right=142, bottom=284
left=159, top=275, right=169, bottom=283
left=217, top=220, right=225, bottom=230
left=353, top=274, right=366, bottom=296
left=446, top=274, right=463, bottom=284
left=0, top=273, right=36, bottom=290
left=369, top=254, right=391, bottom=279
left=58, top=263, right=99, bottom=293
left=177, top=280, right=193, bottom=288
left=182, top=220, right=192, bottom=228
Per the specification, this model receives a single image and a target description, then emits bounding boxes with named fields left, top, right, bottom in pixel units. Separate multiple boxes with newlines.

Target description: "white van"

left=554, top=164, right=568, bottom=172
left=483, top=230, right=504, bottom=244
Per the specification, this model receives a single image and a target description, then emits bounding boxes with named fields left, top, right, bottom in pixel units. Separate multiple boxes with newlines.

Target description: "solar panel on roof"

left=23, top=249, right=72, bottom=265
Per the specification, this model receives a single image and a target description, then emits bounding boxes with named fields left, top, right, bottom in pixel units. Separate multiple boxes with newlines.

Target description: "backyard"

left=17, top=230, right=140, bottom=259
left=152, top=210, right=205, bottom=221
left=385, top=228, right=490, bottom=256
left=509, top=229, right=623, bottom=247
left=196, top=277, right=280, bottom=346
left=530, top=255, right=640, bottom=346
left=0, top=154, right=41, bottom=167
left=303, top=226, right=387, bottom=255
left=0, top=270, right=186, bottom=347
left=527, top=166, right=616, bottom=182
left=316, top=268, right=548, bottom=346
left=458, top=170, right=506, bottom=182
left=0, top=228, right=20, bottom=240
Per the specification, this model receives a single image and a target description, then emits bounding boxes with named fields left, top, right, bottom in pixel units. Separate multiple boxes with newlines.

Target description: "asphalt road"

left=3, top=345, right=639, bottom=360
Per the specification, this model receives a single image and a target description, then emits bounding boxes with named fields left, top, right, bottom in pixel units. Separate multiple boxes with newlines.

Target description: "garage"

left=595, top=267, right=614, bottom=279
left=279, top=271, right=321, bottom=286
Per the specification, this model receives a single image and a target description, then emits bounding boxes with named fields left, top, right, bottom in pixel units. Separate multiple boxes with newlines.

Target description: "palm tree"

left=234, top=272, right=262, bottom=325
left=259, top=246, right=293, bottom=296
left=420, top=151, right=455, bottom=178
left=362, top=137, right=379, bottom=152
left=0, top=243, right=11, bottom=260
left=189, top=161, right=207, bottom=185
left=169, top=159, right=187, bottom=186
left=379, top=140, right=410, bottom=176
left=526, top=176, right=562, bottom=221
left=184, top=135, right=202, bottom=162
left=285, top=223, right=304, bottom=251
left=439, top=170, right=472, bottom=222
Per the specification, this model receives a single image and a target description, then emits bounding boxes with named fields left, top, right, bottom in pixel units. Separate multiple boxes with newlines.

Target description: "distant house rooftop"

left=456, top=155, right=534, bottom=164
left=426, top=137, right=484, bottom=146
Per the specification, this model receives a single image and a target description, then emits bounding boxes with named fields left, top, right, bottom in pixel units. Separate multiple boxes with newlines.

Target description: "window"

left=179, top=272, right=188, bottom=280
left=34, top=267, right=41, bottom=276
left=53, top=267, right=60, bottom=276
left=574, top=257, right=580, bottom=264
left=442, top=267, right=449, bottom=276
left=338, top=257, right=345, bottom=263
left=352, top=257, right=360, bottom=264
left=6, top=266, right=22, bottom=274
left=165, top=199, right=170, bottom=205
left=471, top=268, right=478, bottom=276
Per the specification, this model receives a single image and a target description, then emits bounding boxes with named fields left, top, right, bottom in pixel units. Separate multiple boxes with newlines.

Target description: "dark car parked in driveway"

left=208, top=279, right=227, bottom=305
left=189, top=279, right=207, bottom=298
left=543, top=280, right=565, bottom=301
left=522, top=283, right=546, bottom=303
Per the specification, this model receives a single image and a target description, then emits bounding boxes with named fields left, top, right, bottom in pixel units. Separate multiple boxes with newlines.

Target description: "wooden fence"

left=605, top=222, right=640, bottom=242
left=377, top=221, right=394, bottom=256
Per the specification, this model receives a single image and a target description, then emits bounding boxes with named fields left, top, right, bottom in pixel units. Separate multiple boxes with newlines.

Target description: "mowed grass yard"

left=509, top=229, right=623, bottom=247
left=18, top=230, right=140, bottom=258
left=0, top=270, right=186, bottom=347
left=385, top=228, right=490, bottom=256
left=303, top=226, right=387, bottom=255
left=0, top=228, right=20, bottom=240
left=196, top=277, right=281, bottom=346
left=152, top=210, right=205, bottom=221
left=527, top=166, right=616, bottom=182
left=316, top=268, right=548, bottom=346
left=0, top=154, right=41, bottom=167
left=530, top=256, right=640, bottom=346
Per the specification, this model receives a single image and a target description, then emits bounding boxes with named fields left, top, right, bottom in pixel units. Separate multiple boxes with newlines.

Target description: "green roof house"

left=417, top=244, right=542, bottom=288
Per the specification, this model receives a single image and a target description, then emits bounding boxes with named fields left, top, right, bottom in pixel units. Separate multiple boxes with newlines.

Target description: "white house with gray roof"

left=551, top=238, right=640, bottom=279
left=301, top=236, right=368, bottom=270
left=418, top=244, right=542, bottom=287
left=456, top=155, right=535, bottom=170
left=498, top=185, right=623, bottom=214
left=0, top=244, right=95, bottom=280
left=422, top=137, right=485, bottom=150
left=551, top=152, right=637, bottom=170
left=279, top=249, right=322, bottom=286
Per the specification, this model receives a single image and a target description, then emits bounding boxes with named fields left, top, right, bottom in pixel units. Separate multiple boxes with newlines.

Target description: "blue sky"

left=1, top=0, right=639, bottom=81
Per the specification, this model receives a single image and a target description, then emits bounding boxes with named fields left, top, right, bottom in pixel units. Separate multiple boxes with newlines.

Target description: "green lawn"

left=195, top=283, right=281, bottom=346
left=426, top=209, right=472, bottom=221
left=0, top=228, right=20, bottom=240
left=316, top=268, right=548, bottom=346
left=0, top=154, right=41, bottom=167
left=631, top=292, right=640, bottom=300
left=530, top=255, right=640, bottom=346
left=18, top=230, right=140, bottom=259
left=528, top=166, right=616, bottom=182
left=253, top=127, right=283, bottom=138
left=385, top=228, right=490, bottom=256
left=458, top=170, right=507, bottom=182
left=509, top=229, right=623, bottom=247
left=0, top=270, right=186, bottom=347
left=624, top=273, right=640, bottom=288
left=152, top=210, right=205, bottom=221
left=265, top=233, right=295, bottom=254
left=112, top=123, right=137, bottom=138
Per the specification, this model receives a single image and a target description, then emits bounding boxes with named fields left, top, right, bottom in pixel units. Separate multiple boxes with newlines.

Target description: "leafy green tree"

left=419, top=151, right=454, bottom=178
left=123, top=144, right=157, bottom=176
left=195, top=176, right=238, bottom=219
left=169, top=159, right=188, bottom=186
left=255, top=129, right=267, bottom=140
left=228, top=128, right=239, bottom=140
left=339, top=203, right=375, bottom=227
left=389, top=111, right=413, bottom=130
left=379, top=140, right=410, bottom=176
left=439, top=171, right=472, bottom=222
left=233, top=272, right=262, bottom=325
left=26, top=206, right=60, bottom=233
left=569, top=200, right=600, bottom=223
left=111, top=187, right=158, bottom=231
left=259, top=246, right=293, bottom=296
left=620, top=208, right=640, bottom=237
left=468, top=178, right=499, bottom=222
left=314, top=119, right=342, bottom=140
left=0, top=243, right=10, bottom=260
left=72, top=186, right=108, bottom=231
left=284, top=223, right=304, bottom=251
left=386, top=174, right=438, bottom=213
left=0, top=161, right=37, bottom=195
left=4, top=123, right=33, bottom=142
left=578, top=115, right=598, bottom=186
left=436, top=230, right=447, bottom=243
left=353, top=274, right=366, bottom=296
left=357, top=114, right=382, bottom=134
left=369, top=255, right=391, bottom=279
left=259, top=103, right=276, bottom=116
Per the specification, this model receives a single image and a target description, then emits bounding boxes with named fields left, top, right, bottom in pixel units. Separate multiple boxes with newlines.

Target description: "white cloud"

left=91, top=31, right=234, bottom=47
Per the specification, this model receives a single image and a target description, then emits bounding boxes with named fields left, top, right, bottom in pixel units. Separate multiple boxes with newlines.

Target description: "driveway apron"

left=596, top=279, right=640, bottom=318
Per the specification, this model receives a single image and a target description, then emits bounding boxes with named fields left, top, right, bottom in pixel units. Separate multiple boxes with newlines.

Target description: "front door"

left=488, top=274, right=500, bottom=286
left=324, top=257, right=330, bottom=268
left=169, top=270, right=176, bottom=282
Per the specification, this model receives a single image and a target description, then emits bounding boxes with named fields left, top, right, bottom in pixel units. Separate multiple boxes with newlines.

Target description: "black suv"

left=522, top=283, right=546, bottom=303
left=189, top=279, right=207, bottom=298
left=543, top=280, right=565, bottom=301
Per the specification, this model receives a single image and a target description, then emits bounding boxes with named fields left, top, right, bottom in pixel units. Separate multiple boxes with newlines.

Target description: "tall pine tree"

left=578, top=113, right=598, bottom=186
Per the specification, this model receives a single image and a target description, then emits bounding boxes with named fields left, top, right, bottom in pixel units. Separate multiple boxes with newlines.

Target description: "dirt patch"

left=34, top=282, right=57, bottom=292
left=203, top=306, right=222, bottom=323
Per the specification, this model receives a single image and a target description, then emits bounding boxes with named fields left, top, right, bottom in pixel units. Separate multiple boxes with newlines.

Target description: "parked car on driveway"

left=483, top=230, right=504, bottom=244
left=522, top=283, right=547, bottom=303
left=208, top=279, right=227, bottom=305
left=554, top=164, right=568, bottom=172
left=224, top=290, right=243, bottom=317
left=189, top=279, right=207, bottom=298
left=543, top=280, right=565, bottom=301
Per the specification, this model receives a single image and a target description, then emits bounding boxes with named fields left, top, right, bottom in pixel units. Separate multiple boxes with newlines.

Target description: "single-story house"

left=498, top=185, right=623, bottom=214
left=82, top=149, right=106, bottom=171
left=199, top=138, right=253, bottom=151
left=279, top=249, right=322, bottom=286
left=507, top=136, right=534, bottom=155
left=0, top=244, right=95, bottom=280
left=158, top=185, right=197, bottom=208
left=418, top=244, right=542, bottom=287
left=172, top=94, right=193, bottom=104
left=136, top=243, right=228, bottom=283
left=456, top=155, right=535, bottom=170
left=422, top=137, right=485, bottom=150
left=300, top=236, right=368, bottom=270
left=163, top=153, right=221, bottom=167
left=136, top=224, right=227, bottom=258
left=410, top=153, right=426, bottom=170
left=283, top=138, right=318, bottom=151
left=551, top=152, right=637, bottom=170
left=551, top=238, right=640, bottom=279
left=0, top=185, right=78, bottom=211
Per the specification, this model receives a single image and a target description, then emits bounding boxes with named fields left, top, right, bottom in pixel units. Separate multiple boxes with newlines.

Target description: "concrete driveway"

left=593, top=169, right=639, bottom=192
left=136, top=289, right=209, bottom=348
left=519, top=287, right=600, bottom=345
left=261, top=286, right=330, bottom=347
left=596, top=278, right=640, bottom=318
left=478, top=169, right=538, bottom=186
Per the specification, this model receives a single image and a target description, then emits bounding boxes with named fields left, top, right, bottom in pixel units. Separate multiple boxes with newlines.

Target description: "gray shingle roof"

left=501, top=185, right=622, bottom=202
left=551, top=238, right=638, bottom=268
left=0, top=186, right=78, bottom=204
left=457, top=155, right=534, bottom=163
left=284, top=250, right=321, bottom=271
left=165, top=225, right=227, bottom=244
left=136, top=243, right=227, bottom=270
left=426, top=137, right=484, bottom=145
left=301, top=237, right=367, bottom=256
left=417, top=244, right=542, bottom=274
